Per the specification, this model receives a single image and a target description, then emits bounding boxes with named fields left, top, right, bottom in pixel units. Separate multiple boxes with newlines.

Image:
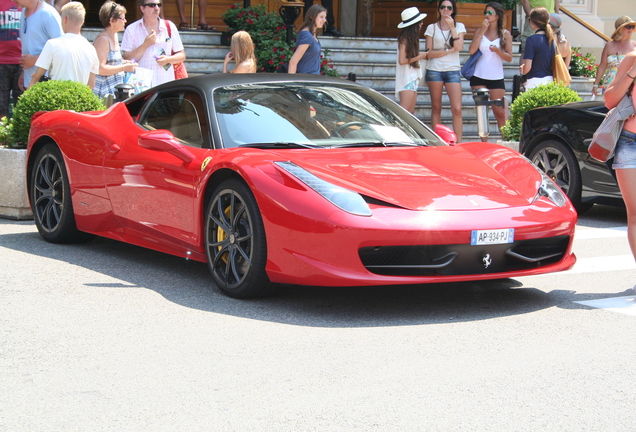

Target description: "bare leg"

left=427, top=80, right=444, bottom=131
left=445, top=81, right=463, bottom=143
left=489, top=88, right=507, bottom=137
left=398, top=90, right=417, bottom=115
left=616, top=168, right=636, bottom=262
left=198, top=0, right=208, bottom=26
left=176, top=0, right=187, bottom=24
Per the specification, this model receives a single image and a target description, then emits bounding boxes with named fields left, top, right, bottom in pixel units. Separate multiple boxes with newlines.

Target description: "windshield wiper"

left=330, top=141, right=422, bottom=148
left=238, top=142, right=318, bottom=149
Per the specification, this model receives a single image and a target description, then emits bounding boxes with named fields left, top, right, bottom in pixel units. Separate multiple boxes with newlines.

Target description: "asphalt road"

left=1, top=205, right=635, bottom=431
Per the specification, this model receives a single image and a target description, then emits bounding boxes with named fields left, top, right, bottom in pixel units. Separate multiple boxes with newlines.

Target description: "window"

left=139, top=90, right=208, bottom=148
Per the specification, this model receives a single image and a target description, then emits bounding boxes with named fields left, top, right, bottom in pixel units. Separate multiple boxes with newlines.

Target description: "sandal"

left=178, top=22, right=190, bottom=30
left=197, top=23, right=216, bottom=31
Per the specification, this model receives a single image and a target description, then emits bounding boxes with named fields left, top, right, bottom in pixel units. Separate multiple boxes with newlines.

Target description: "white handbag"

left=589, top=92, right=635, bottom=162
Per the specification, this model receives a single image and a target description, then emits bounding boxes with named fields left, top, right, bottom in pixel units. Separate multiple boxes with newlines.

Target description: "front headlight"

left=534, top=170, right=568, bottom=207
left=275, top=161, right=372, bottom=216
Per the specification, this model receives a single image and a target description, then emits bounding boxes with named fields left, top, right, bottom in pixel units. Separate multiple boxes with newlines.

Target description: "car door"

left=103, top=88, right=210, bottom=249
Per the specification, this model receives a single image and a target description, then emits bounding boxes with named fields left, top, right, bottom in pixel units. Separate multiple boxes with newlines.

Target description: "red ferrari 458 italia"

left=27, top=74, right=576, bottom=298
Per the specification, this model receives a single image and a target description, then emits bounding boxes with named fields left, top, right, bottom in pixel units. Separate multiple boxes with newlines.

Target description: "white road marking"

left=565, top=225, right=635, bottom=316
left=564, top=254, right=636, bottom=274
left=575, top=225, right=627, bottom=240
left=574, top=296, right=636, bottom=316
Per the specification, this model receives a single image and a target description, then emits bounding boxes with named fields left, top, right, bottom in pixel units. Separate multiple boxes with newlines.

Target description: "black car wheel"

left=205, top=179, right=272, bottom=298
left=528, top=139, right=592, bottom=213
left=31, top=143, right=91, bottom=243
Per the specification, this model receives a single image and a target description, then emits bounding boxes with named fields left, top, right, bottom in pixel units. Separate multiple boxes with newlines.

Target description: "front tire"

left=205, top=179, right=272, bottom=298
left=31, top=143, right=90, bottom=243
left=528, top=139, right=592, bottom=213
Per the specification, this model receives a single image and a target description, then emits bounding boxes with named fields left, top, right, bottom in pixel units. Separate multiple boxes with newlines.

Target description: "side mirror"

left=435, top=124, right=457, bottom=146
left=138, top=130, right=195, bottom=163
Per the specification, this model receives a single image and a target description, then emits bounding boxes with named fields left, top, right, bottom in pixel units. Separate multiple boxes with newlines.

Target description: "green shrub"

left=11, top=80, right=105, bottom=147
left=0, top=116, right=13, bottom=147
left=501, top=82, right=581, bottom=141
left=570, top=46, right=598, bottom=78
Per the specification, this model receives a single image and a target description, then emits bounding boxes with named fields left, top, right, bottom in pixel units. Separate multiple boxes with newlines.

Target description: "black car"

left=520, top=100, right=623, bottom=213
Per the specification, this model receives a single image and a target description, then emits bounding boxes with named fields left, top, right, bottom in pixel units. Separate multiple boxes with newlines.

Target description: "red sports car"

left=27, top=74, right=577, bottom=298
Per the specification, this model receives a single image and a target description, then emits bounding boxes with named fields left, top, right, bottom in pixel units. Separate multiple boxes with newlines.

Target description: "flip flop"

left=197, top=23, right=216, bottom=31
left=178, top=22, right=190, bottom=30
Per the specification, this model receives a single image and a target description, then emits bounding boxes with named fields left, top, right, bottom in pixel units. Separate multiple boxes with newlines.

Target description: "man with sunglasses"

left=121, top=0, right=185, bottom=87
left=519, top=0, right=559, bottom=52
left=13, top=0, right=62, bottom=90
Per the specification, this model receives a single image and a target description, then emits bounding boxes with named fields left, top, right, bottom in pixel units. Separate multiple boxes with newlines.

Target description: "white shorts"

left=525, top=76, right=554, bottom=90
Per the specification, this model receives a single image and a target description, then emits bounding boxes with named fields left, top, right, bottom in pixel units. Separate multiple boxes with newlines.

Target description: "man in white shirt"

left=121, top=0, right=185, bottom=87
left=28, top=1, right=98, bottom=88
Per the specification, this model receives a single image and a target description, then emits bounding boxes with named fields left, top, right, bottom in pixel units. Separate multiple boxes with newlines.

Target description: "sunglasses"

left=439, top=5, right=453, bottom=11
left=625, top=24, right=636, bottom=30
left=484, top=10, right=495, bottom=15
left=143, top=2, right=162, bottom=7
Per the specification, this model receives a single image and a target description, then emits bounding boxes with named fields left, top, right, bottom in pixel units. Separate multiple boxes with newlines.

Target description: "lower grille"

left=359, top=235, right=571, bottom=276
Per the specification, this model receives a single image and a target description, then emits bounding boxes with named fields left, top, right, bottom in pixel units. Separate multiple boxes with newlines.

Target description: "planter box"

left=370, top=1, right=512, bottom=38
left=0, top=148, right=33, bottom=220
left=496, top=140, right=520, bottom=152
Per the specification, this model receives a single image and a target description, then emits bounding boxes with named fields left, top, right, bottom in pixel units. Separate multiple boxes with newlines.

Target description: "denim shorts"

left=613, top=129, right=636, bottom=169
left=400, top=79, right=419, bottom=92
left=425, top=69, right=461, bottom=83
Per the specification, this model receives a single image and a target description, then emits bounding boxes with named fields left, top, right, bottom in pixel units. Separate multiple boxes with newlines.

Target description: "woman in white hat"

left=424, top=0, right=466, bottom=142
left=593, top=15, right=636, bottom=97
left=395, top=7, right=428, bottom=114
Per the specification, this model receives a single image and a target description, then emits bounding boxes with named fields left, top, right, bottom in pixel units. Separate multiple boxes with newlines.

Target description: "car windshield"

left=212, top=83, right=445, bottom=149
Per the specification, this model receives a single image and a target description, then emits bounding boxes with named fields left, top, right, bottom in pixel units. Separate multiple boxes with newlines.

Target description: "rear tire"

left=528, top=139, right=592, bottom=213
left=31, top=143, right=92, bottom=243
left=205, top=179, right=273, bottom=298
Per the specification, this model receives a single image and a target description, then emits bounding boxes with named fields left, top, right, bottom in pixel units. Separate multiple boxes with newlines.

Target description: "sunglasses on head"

left=143, top=2, right=162, bottom=7
left=484, top=10, right=495, bottom=15
left=439, top=5, right=453, bottom=11
left=625, top=24, right=636, bottom=30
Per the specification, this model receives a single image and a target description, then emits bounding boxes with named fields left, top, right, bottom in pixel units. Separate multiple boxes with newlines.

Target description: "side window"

left=139, top=90, right=208, bottom=148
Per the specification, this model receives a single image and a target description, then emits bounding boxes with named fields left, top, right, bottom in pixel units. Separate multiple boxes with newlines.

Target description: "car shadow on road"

left=1, top=220, right=627, bottom=328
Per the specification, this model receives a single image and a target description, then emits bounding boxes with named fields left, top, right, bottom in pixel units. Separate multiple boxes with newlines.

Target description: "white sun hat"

left=397, top=7, right=427, bottom=29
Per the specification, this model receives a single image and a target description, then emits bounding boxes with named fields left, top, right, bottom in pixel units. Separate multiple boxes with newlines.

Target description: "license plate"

left=470, top=228, right=514, bottom=245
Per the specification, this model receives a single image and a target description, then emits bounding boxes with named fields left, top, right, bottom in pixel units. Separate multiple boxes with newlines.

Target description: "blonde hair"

left=61, top=1, right=86, bottom=24
left=529, top=7, right=554, bottom=46
left=99, top=1, right=126, bottom=28
left=231, top=31, right=257, bottom=73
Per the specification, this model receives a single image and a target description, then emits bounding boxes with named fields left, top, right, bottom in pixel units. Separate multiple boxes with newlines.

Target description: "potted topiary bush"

left=10, top=80, right=105, bottom=147
left=0, top=80, right=104, bottom=220
left=501, top=82, right=581, bottom=143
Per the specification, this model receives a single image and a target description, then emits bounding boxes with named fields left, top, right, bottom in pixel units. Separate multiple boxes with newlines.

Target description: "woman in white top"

left=395, top=7, right=429, bottom=114
left=424, top=0, right=466, bottom=142
left=467, top=2, right=512, bottom=140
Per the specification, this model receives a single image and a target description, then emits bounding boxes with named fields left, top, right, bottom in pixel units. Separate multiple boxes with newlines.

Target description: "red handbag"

left=166, top=20, right=188, bottom=79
